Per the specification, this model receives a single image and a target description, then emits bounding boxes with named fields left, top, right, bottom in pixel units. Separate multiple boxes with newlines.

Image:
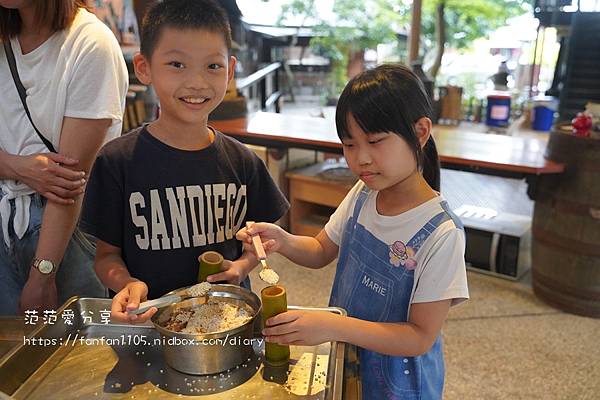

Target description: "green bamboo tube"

left=197, top=251, right=223, bottom=282
left=261, top=285, right=290, bottom=366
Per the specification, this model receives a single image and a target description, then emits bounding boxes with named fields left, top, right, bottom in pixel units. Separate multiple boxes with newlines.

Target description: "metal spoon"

left=246, top=221, right=280, bottom=285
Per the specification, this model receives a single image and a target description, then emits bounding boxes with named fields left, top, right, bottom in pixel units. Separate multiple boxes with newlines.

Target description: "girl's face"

left=341, top=114, right=422, bottom=193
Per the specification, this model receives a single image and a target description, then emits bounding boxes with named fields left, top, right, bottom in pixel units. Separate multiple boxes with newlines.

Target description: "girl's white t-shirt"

left=0, top=8, right=128, bottom=243
left=325, top=181, right=469, bottom=307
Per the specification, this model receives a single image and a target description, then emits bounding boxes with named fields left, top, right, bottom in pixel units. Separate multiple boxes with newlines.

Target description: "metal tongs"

left=127, top=282, right=212, bottom=315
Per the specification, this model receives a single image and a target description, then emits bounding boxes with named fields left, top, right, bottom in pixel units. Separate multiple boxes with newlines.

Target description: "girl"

left=0, top=0, right=128, bottom=314
left=238, top=63, right=469, bottom=399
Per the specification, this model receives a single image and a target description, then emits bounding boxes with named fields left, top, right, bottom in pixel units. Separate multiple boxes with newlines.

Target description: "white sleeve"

left=64, top=26, right=128, bottom=125
left=412, top=228, right=469, bottom=306
left=324, top=181, right=363, bottom=245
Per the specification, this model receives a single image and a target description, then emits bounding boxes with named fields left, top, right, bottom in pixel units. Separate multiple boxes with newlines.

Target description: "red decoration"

left=571, top=112, right=593, bottom=137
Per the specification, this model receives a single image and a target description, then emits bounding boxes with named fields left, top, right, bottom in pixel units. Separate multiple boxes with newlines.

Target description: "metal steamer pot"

left=151, top=284, right=261, bottom=375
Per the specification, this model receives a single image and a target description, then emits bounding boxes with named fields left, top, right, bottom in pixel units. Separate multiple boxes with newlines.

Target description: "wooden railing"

left=237, top=62, right=283, bottom=113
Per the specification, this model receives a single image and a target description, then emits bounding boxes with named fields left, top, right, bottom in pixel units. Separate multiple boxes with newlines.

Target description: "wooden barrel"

left=532, top=128, right=600, bottom=318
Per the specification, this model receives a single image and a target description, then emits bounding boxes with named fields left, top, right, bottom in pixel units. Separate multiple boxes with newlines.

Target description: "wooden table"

left=432, top=127, right=564, bottom=177
left=211, top=111, right=341, bottom=153
left=210, top=112, right=564, bottom=179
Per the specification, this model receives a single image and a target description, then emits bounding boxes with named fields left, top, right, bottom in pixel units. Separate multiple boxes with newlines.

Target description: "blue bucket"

left=531, top=97, right=557, bottom=131
left=532, top=106, right=554, bottom=131
left=486, top=94, right=511, bottom=127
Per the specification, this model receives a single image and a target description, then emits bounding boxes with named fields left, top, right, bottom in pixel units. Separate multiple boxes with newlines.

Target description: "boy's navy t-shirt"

left=81, top=127, right=289, bottom=298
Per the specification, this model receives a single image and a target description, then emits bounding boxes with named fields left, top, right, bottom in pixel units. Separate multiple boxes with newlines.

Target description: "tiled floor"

left=444, top=271, right=600, bottom=400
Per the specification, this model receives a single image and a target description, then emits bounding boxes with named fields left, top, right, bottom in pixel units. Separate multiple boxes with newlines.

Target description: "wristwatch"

left=32, top=258, right=57, bottom=275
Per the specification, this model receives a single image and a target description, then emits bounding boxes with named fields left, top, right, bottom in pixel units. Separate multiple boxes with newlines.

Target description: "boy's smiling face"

left=134, top=27, right=236, bottom=128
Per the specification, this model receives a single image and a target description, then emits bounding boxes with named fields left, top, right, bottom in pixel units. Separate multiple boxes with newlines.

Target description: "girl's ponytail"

left=421, top=136, right=441, bottom=191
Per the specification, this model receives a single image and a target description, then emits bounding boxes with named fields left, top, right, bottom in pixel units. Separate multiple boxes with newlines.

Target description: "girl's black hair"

left=335, top=63, right=441, bottom=191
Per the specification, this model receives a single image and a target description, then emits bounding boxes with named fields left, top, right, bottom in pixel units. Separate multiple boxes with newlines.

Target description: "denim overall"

left=330, top=187, right=460, bottom=400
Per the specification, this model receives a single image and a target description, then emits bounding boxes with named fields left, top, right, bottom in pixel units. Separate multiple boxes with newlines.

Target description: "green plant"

left=265, top=0, right=532, bottom=93
left=267, top=0, right=404, bottom=96
left=421, top=0, right=531, bottom=77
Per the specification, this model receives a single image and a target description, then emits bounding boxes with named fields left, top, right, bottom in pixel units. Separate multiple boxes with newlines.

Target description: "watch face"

left=38, top=260, right=54, bottom=274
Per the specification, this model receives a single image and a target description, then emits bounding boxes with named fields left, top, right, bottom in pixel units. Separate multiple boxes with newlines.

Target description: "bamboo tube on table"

left=261, top=285, right=290, bottom=366
left=197, top=251, right=223, bottom=283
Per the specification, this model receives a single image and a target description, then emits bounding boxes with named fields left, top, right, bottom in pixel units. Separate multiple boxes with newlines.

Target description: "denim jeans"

left=0, top=193, right=107, bottom=315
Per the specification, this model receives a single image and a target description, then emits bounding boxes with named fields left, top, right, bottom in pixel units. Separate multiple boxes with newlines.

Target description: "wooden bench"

left=286, top=163, right=355, bottom=236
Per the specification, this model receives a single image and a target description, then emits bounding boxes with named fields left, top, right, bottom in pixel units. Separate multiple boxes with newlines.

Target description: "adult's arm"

left=19, top=116, right=111, bottom=312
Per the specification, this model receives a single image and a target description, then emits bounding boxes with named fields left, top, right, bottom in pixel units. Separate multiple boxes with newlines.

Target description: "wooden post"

left=409, top=0, right=422, bottom=63
left=347, top=49, right=365, bottom=80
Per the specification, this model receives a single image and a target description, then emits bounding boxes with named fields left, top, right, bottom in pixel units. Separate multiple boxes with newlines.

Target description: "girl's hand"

left=206, top=259, right=248, bottom=285
left=111, top=280, right=156, bottom=324
left=15, top=153, right=86, bottom=204
left=262, top=310, right=341, bottom=346
left=236, top=222, right=286, bottom=256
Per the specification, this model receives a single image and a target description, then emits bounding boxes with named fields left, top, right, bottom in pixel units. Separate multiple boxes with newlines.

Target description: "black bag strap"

left=3, top=40, right=56, bottom=153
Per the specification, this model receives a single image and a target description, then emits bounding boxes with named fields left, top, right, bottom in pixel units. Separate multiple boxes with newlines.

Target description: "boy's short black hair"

left=140, top=0, right=232, bottom=58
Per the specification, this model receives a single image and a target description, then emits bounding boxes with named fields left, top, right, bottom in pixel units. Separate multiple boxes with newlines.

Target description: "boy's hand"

left=206, top=259, right=248, bottom=285
left=236, top=222, right=285, bottom=256
left=262, top=310, right=340, bottom=346
left=111, top=280, right=157, bottom=324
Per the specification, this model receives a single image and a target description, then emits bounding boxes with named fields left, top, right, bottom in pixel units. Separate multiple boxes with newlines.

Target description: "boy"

left=81, top=0, right=289, bottom=324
